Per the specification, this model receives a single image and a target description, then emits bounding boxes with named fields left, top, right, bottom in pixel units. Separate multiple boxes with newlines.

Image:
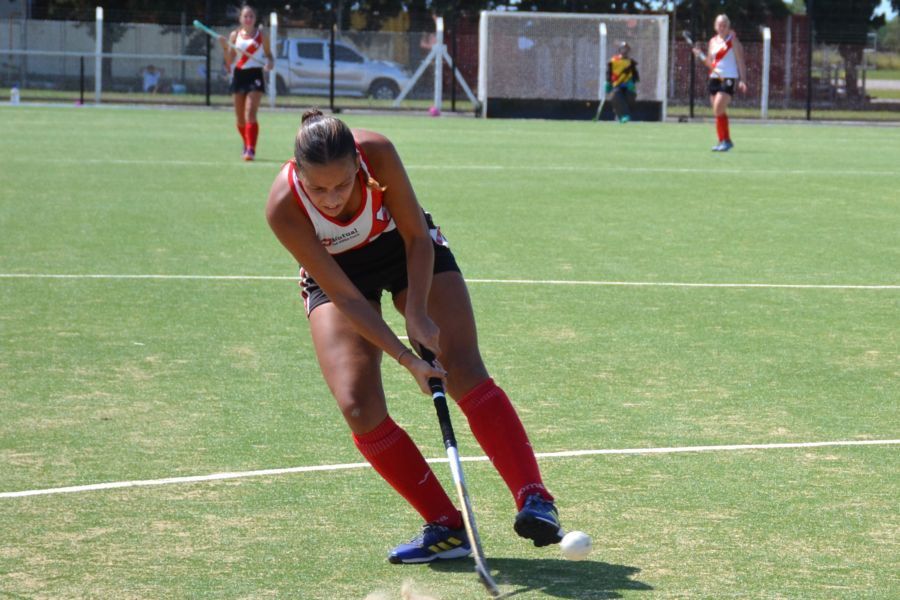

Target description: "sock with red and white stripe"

left=457, top=378, right=553, bottom=510
left=716, top=114, right=730, bottom=142
left=353, top=415, right=462, bottom=528
left=245, top=122, right=259, bottom=152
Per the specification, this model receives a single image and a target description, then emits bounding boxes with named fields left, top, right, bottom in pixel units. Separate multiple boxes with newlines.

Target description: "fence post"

left=80, top=56, right=85, bottom=104
left=784, top=15, right=792, bottom=107
left=450, top=15, right=457, bottom=111
left=329, top=15, right=335, bottom=112
left=94, top=6, right=103, bottom=104
left=806, top=0, right=814, bottom=120
left=269, top=12, right=278, bottom=108
left=477, top=11, right=488, bottom=117
left=688, top=3, right=697, bottom=119
left=598, top=23, right=607, bottom=115
left=434, top=17, right=444, bottom=112
left=761, top=27, right=771, bottom=119
left=658, top=13, right=669, bottom=120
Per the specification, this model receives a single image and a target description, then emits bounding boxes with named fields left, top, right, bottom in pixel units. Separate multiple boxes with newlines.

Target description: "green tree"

left=494, top=1, right=655, bottom=13
left=811, top=0, right=885, bottom=99
left=673, top=0, right=790, bottom=38
left=877, top=16, right=900, bottom=52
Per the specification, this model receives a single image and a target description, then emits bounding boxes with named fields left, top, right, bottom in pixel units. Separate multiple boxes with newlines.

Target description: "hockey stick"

left=592, top=95, right=607, bottom=122
left=684, top=30, right=724, bottom=77
left=420, top=347, right=500, bottom=598
left=192, top=20, right=257, bottom=63
left=682, top=31, right=707, bottom=61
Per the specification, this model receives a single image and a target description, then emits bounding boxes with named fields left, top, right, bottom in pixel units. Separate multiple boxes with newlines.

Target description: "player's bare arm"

left=220, top=30, right=238, bottom=63
left=262, top=33, right=274, bottom=71
left=356, top=130, right=441, bottom=355
left=705, top=39, right=715, bottom=70
left=265, top=166, right=442, bottom=393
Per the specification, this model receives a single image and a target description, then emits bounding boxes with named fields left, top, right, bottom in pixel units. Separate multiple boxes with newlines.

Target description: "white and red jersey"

left=709, top=33, right=738, bottom=79
left=233, top=28, right=266, bottom=70
left=287, top=149, right=397, bottom=255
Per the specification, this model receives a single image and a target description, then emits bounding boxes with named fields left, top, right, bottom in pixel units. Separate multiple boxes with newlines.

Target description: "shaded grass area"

left=2, top=449, right=896, bottom=598
left=668, top=103, right=900, bottom=121
left=0, top=87, right=475, bottom=112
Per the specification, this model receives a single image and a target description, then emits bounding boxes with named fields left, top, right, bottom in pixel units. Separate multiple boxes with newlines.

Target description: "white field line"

left=1, top=272, right=897, bottom=290
left=4, top=156, right=899, bottom=177
left=2, top=439, right=897, bottom=500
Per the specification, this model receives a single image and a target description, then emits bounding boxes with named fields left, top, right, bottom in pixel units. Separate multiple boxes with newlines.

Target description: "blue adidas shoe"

left=388, top=522, right=471, bottom=564
left=514, top=494, right=564, bottom=547
left=720, top=139, right=734, bottom=151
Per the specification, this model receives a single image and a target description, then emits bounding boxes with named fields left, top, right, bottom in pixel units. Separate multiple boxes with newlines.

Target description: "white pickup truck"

left=274, top=38, right=411, bottom=100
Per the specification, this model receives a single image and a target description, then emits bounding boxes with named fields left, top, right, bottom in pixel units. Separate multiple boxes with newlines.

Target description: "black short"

left=230, top=67, right=266, bottom=94
left=299, top=228, right=461, bottom=316
left=708, top=78, right=736, bottom=96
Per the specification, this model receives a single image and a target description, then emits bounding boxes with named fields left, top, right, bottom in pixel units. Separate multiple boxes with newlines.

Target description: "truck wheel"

left=369, top=79, right=399, bottom=100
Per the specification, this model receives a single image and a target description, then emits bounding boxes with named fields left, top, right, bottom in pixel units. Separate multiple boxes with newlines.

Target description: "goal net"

left=478, top=12, right=669, bottom=119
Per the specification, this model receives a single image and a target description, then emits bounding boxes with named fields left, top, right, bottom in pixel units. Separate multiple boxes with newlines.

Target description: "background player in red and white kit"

left=220, top=5, right=274, bottom=161
left=265, top=109, right=564, bottom=564
left=693, top=14, right=747, bottom=152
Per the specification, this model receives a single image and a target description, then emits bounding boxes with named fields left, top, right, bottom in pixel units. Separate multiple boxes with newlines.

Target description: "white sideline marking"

left=407, top=164, right=900, bottom=178
left=2, top=439, right=897, bottom=499
left=6, top=156, right=899, bottom=177
left=0, top=273, right=897, bottom=290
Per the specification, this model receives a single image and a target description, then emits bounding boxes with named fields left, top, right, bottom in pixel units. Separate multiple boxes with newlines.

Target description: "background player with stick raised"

left=219, top=4, right=274, bottom=161
left=692, top=14, right=747, bottom=152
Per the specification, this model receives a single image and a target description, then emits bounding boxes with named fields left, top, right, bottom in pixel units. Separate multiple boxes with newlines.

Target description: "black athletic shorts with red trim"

left=708, top=77, right=736, bottom=96
left=229, top=67, right=266, bottom=94
left=299, top=227, right=461, bottom=317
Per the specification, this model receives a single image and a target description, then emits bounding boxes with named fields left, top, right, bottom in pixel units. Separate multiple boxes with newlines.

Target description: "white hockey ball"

left=560, top=530, right=592, bottom=561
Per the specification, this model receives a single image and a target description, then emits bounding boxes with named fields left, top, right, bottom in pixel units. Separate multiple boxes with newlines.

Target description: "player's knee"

left=440, top=348, right=482, bottom=375
left=335, top=390, right=386, bottom=431
left=441, top=351, right=489, bottom=396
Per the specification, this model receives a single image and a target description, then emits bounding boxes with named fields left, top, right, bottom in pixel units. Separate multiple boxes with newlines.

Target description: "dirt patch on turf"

left=226, top=344, right=262, bottom=370
left=1, top=449, right=46, bottom=468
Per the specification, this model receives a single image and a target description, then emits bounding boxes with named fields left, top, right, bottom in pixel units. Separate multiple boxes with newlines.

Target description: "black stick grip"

left=418, top=347, right=445, bottom=395
left=419, top=347, right=457, bottom=449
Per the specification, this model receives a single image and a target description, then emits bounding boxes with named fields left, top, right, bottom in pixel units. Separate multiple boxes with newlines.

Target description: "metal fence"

left=668, top=15, right=900, bottom=120
left=2, top=11, right=897, bottom=121
left=0, top=14, right=478, bottom=112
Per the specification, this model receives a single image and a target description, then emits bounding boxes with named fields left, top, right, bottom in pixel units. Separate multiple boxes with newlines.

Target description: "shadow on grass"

left=428, top=556, right=651, bottom=599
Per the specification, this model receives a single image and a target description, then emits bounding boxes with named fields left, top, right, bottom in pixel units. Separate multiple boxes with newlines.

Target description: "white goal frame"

left=478, top=11, right=669, bottom=120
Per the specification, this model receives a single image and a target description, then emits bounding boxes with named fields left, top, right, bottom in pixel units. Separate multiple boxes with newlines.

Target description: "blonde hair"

left=715, top=14, right=731, bottom=28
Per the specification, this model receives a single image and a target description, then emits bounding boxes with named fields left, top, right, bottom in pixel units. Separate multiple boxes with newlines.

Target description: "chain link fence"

left=2, top=9, right=898, bottom=121
left=0, top=12, right=478, bottom=112
left=669, top=14, right=900, bottom=121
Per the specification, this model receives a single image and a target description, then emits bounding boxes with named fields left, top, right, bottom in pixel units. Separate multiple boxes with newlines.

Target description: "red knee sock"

left=457, top=379, right=553, bottom=510
left=245, top=122, right=259, bottom=151
left=236, top=123, right=247, bottom=149
left=716, top=114, right=730, bottom=142
left=353, top=415, right=462, bottom=528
